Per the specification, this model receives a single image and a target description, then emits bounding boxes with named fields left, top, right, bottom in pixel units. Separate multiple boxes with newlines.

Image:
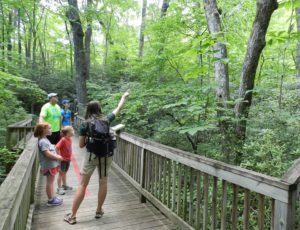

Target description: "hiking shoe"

left=64, top=213, right=77, bottom=225
left=95, top=210, right=104, bottom=219
left=47, top=196, right=63, bottom=206
left=62, top=185, right=73, bottom=190
left=57, top=187, right=65, bottom=195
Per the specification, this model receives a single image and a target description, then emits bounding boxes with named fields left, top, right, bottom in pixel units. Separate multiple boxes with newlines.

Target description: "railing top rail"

left=282, top=157, right=300, bottom=184
left=118, top=132, right=290, bottom=202
left=7, top=118, right=33, bottom=128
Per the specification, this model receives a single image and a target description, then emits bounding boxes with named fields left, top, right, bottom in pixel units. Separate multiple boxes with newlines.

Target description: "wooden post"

left=281, top=157, right=300, bottom=229
left=6, top=127, right=12, bottom=150
left=139, top=147, right=146, bottom=203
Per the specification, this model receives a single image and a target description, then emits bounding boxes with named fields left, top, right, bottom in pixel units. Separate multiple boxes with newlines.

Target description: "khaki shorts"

left=80, top=153, right=113, bottom=177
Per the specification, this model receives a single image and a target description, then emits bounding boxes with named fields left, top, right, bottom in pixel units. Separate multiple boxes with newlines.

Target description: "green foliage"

left=1, top=0, right=300, bottom=179
left=0, top=71, right=46, bottom=146
left=0, top=147, right=21, bottom=176
left=241, top=129, right=289, bottom=177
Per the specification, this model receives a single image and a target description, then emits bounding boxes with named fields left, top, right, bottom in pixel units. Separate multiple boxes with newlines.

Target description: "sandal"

left=95, top=210, right=104, bottom=219
left=64, top=213, right=77, bottom=225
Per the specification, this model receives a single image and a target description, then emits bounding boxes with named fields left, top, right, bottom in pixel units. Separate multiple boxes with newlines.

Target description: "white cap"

left=47, top=93, right=58, bottom=99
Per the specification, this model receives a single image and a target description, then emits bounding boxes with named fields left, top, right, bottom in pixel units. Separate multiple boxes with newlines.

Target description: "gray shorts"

left=80, top=153, right=113, bottom=178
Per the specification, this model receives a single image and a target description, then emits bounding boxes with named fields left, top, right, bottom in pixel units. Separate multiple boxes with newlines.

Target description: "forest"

left=0, top=0, right=299, bottom=178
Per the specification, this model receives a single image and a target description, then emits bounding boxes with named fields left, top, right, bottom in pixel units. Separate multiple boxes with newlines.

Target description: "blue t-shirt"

left=61, top=109, right=72, bottom=127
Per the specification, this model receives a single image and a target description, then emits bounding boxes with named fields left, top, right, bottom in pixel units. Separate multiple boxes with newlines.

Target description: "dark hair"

left=85, top=101, right=103, bottom=119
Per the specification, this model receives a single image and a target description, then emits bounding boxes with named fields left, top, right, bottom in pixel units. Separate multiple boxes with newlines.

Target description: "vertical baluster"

left=163, top=158, right=167, bottom=205
left=158, top=155, right=162, bottom=201
left=150, top=153, right=154, bottom=194
left=145, top=150, right=149, bottom=191
left=135, top=146, right=138, bottom=181
left=203, top=173, right=209, bottom=229
left=258, top=194, right=265, bottom=230
left=177, top=164, right=182, bottom=216
left=271, top=198, right=275, bottom=230
left=221, top=180, right=227, bottom=230
left=172, top=161, right=177, bottom=212
left=167, top=159, right=171, bottom=208
left=124, top=141, right=128, bottom=172
left=132, top=145, right=136, bottom=180
left=183, top=165, right=188, bottom=221
left=130, top=143, right=133, bottom=176
left=232, top=184, right=238, bottom=230
left=189, top=167, right=194, bottom=226
left=243, top=189, right=250, bottom=230
left=212, top=176, right=218, bottom=230
left=155, top=155, right=158, bottom=198
left=139, top=148, right=146, bottom=203
left=196, top=171, right=201, bottom=230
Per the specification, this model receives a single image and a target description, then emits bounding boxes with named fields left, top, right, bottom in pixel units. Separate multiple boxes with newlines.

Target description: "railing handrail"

left=119, top=132, right=289, bottom=198
left=0, top=136, right=39, bottom=230
left=7, top=118, right=33, bottom=128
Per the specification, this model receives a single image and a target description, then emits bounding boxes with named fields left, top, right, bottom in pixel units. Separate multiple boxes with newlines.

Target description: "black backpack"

left=86, top=117, right=115, bottom=158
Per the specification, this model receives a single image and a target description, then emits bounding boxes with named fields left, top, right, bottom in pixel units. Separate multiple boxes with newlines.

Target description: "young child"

left=34, top=123, right=64, bottom=206
left=56, top=126, right=74, bottom=195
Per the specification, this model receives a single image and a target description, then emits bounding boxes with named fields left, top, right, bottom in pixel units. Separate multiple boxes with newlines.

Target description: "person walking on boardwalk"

left=64, top=91, right=129, bottom=225
left=56, top=126, right=74, bottom=195
left=34, top=123, right=64, bottom=206
left=39, top=93, right=62, bottom=144
left=61, top=99, right=72, bottom=127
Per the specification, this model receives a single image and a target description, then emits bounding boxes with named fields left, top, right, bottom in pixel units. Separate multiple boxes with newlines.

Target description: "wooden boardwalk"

left=31, top=136, right=176, bottom=230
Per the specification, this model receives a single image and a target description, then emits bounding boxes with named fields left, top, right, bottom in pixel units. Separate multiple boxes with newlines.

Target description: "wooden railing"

left=6, top=118, right=34, bottom=151
left=112, top=133, right=300, bottom=230
left=0, top=118, right=39, bottom=230
left=0, top=136, right=39, bottom=230
left=77, top=116, right=300, bottom=229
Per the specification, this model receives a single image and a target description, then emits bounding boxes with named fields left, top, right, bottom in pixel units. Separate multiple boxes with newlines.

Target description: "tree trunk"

left=67, top=0, right=91, bottom=105
left=203, top=0, right=230, bottom=112
left=234, top=0, right=278, bottom=162
left=64, top=20, right=73, bottom=77
left=203, top=0, right=230, bottom=161
left=25, top=24, right=32, bottom=67
left=32, top=4, right=37, bottom=70
left=7, top=11, right=12, bottom=63
left=0, top=0, right=5, bottom=71
left=161, top=0, right=170, bottom=17
left=296, top=8, right=300, bottom=78
left=17, top=8, right=22, bottom=67
left=138, top=0, right=147, bottom=58
left=38, top=38, right=46, bottom=69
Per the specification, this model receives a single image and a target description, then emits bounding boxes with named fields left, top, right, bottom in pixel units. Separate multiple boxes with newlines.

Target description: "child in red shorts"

left=56, top=126, right=74, bottom=195
left=34, top=123, right=64, bottom=206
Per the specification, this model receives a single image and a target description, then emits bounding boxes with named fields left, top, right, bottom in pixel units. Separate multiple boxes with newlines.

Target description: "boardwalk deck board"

left=31, top=136, right=175, bottom=230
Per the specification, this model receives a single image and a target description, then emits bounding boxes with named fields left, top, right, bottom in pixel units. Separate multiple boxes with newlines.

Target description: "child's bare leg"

left=62, top=172, right=67, bottom=186
left=57, top=171, right=63, bottom=187
left=46, top=174, right=55, bottom=199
